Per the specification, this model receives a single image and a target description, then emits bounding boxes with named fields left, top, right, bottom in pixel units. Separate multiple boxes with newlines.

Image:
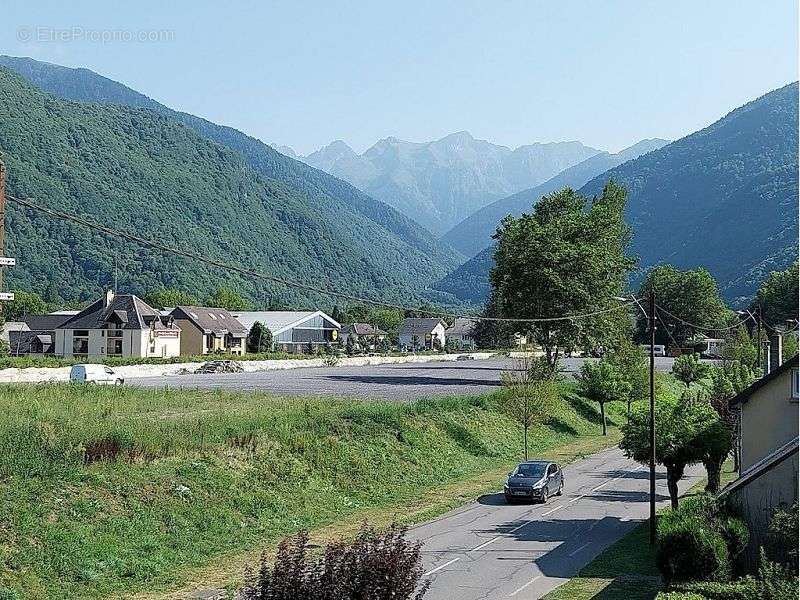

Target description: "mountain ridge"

left=433, top=83, right=799, bottom=304
left=299, top=131, right=603, bottom=234
left=0, top=55, right=462, bottom=271
left=0, top=66, right=461, bottom=307
left=442, top=137, right=670, bottom=256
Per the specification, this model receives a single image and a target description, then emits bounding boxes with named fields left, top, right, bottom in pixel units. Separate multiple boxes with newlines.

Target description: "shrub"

left=672, top=353, right=709, bottom=388
left=239, top=523, right=429, bottom=600
left=759, top=550, right=799, bottom=600
left=656, top=593, right=705, bottom=600
left=656, top=495, right=748, bottom=584
left=672, top=577, right=760, bottom=599
left=765, top=502, right=798, bottom=572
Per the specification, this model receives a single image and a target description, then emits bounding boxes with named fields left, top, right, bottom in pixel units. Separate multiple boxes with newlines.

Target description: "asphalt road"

left=413, top=447, right=704, bottom=600
left=130, top=356, right=678, bottom=400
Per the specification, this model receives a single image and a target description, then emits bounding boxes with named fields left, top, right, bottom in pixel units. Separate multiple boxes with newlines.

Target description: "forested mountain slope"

left=0, top=55, right=461, bottom=270
left=442, top=139, right=669, bottom=257
left=0, top=67, right=458, bottom=306
left=434, top=84, right=799, bottom=304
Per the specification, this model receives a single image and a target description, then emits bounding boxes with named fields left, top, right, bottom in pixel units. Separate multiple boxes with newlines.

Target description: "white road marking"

left=509, top=575, right=541, bottom=596
left=569, top=494, right=586, bottom=503
left=469, top=537, right=499, bottom=552
left=568, top=541, right=592, bottom=557
left=542, top=504, right=564, bottom=516
left=423, top=557, right=460, bottom=577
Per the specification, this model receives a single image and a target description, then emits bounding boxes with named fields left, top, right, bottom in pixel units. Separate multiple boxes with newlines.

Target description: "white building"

left=232, top=310, right=340, bottom=354
left=54, top=291, right=181, bottom=358
left=398, top=318, right=446, bottom=351
left=446, top=318, right=478, bottom=349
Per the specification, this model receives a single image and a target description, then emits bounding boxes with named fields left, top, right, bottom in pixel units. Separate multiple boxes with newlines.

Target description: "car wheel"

left=540, top=486, right=548, bottom=504
left=504, top=494, right=514, bottom=504
left=556, top=481, right=563, bottom=496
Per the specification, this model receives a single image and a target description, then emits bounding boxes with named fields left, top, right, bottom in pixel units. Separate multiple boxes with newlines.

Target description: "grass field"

left=0, top=382, right=625, bottom=599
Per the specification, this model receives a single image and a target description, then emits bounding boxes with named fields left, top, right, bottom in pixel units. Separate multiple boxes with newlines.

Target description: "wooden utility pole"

left=648, top=290, right=657, bottom=545
left=0, top=163, right=16, bottom=305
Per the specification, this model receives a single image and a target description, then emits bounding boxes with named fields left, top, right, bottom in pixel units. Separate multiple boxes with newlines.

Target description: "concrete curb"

left=0, top=352, right=498, bottom=384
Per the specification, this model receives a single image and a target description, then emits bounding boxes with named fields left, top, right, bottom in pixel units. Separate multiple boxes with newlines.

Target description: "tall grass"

left=0, top=384, right=622, bottom=599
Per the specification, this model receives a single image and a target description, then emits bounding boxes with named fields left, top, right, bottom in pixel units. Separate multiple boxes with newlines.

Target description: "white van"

left=639, top=344, right=666, bottom=357
left=69, top=364, right=124, bottom=385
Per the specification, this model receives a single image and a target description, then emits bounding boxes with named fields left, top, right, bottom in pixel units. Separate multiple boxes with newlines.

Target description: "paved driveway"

left=129, top=356, right=677, bottom=400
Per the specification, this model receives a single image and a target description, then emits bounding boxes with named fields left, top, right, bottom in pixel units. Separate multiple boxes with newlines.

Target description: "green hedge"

left=656, top=495, right=749, bottom=585
left=672, top=578, right=760, bottom=600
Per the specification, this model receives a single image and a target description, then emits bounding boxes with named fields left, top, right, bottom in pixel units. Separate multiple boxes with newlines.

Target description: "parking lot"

left=130, top=356, right=679, bottom=400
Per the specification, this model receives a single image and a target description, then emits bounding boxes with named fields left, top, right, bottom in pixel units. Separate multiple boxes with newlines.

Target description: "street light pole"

left=648, top=290, right=657, bottom=545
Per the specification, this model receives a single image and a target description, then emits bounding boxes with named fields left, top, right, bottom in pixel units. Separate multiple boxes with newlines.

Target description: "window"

left=107, top=338, right=123, bottom=356
left=72, top=330, right=89, bottom=356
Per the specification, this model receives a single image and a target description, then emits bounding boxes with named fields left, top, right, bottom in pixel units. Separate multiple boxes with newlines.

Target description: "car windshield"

left=512, top=463, right=547, bottom=478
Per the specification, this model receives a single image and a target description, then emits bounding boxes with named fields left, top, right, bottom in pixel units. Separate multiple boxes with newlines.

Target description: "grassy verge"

left=0, top=383, right=624, bottom=599
left=543, top=459, right=738, bottom=600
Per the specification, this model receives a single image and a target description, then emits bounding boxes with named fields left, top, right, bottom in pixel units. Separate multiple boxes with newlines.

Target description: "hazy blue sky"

left=3, top=1, right=797, bottom=154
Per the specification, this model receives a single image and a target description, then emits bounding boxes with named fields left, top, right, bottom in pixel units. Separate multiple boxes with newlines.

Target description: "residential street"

left=413, top=447, right=704, bottom=600
left=129, top=356, right=679, bottom=399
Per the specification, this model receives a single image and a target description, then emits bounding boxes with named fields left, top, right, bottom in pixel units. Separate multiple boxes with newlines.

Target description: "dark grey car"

left=503, top=461, right=564, bottom=503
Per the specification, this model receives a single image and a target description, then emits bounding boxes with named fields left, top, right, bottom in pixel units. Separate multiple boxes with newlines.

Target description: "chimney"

left=104, top=289, right=115, bottom=307
left=769, top=333, right=783, bottom=371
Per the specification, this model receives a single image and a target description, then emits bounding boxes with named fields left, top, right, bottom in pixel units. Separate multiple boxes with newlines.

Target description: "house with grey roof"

left=340, top=323, right=388, bottom=349
left=446, top=318, right=478, bottom=349
left=170, top=306, right=248, bottom=356
left=54, top=291, right=181, bottom=358
left=232, top=310, right=340, bottom=354
left=398, top=318, right=445, bottom=351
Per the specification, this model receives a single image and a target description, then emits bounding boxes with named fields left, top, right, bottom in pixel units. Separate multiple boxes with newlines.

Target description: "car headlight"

left=532, top=481, right=545, bottom=489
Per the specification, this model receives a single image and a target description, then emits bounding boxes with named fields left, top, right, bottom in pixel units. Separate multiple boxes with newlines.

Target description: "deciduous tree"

left=621, top=393, right=724, bottom=508
left=490, top=183, right=636, bottom=371
left=577, top=359, right=632, bottom=435
left=672, top=353, right=709, bottom=388
left=637, top=266, right=729, bottom=347
left=144, top=288, right=198, bottom=310
left=246, top=322, right=273, bottom=353
left=500, top=355, right=558, bottom=459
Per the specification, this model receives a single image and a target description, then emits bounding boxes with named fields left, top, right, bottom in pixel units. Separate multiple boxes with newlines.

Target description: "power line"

left=7, top=194, right=637, bottom=323
left=654, top=303, right=748, bottom=334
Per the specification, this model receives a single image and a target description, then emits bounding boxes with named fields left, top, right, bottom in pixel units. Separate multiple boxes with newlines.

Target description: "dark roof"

left=719, top=437, right=798, bottom=498
left=729, top=355, right=798, bottom=407
left=447, top=318, right=478, bottom=336
left=9, top=330, right=53, bottom=354
left=399, top=318, right=444, bottom=335
left=24, top=314, right=73, bottom=331
left=343, top=323, right=387, bottom=336
left=171, top=306, right=248, bottom=336
left=59, top=293, right=178, bottom=331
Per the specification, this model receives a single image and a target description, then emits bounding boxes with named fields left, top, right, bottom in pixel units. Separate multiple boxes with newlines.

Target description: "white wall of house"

left=54, top=328, right=180, bottom=358
left=399, top=323, right=446, bottom=350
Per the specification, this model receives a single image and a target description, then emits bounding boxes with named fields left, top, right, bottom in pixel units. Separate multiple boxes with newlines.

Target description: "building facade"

left=170, top=306, right=248, bottom=356
left=722, top=355, right=799, bottom=570
left=398, top=318, right=446, bottom=351
left=446, top=318, right=478, bottom=349
left=233, top=311, right=340, bottom=354
left=54, top=291, right=181, bottom=358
